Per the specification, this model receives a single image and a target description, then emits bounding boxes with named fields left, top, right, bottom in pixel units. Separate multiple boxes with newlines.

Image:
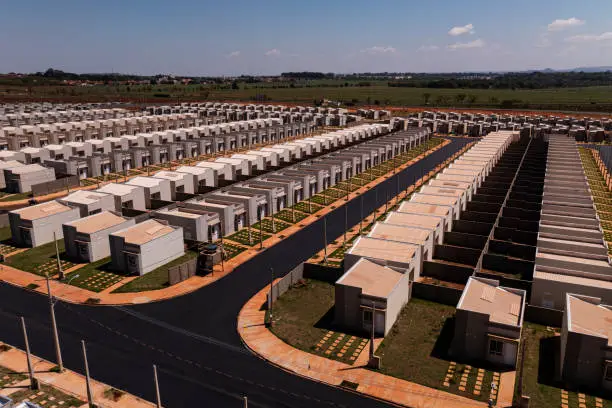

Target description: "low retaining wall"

left=412, top=281, right=463, bottom=306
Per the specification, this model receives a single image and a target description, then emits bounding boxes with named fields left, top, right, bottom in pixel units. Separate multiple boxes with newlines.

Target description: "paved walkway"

left=0, top=139, right=465, bottom=306
left=0, top=342, right=153, bottom=408
left=238, top=285, right=488, bottom=408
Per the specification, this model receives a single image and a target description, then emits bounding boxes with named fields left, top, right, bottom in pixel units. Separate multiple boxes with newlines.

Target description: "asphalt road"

left=0, top=138, right=471, bottom=408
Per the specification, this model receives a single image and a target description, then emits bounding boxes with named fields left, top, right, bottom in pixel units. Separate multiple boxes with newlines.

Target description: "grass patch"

left=0, top=364, right=26, bottom=388
left=5, top=240, right=76, bottom=276
left=25, top=283, right=39, bottom=290
left=220, top=241, right=246, bottom=260
left=112, top=249, right=198, bottom=293
left=292, top=201, right=323, bottom=214
left=9, top=382, right=84, bottom=407
left=376, top=298, right=495, bottom=402
left=274, top=209, right=308, bottom=224
left=0, top=192, right=33, bottom=202
left=64, top=258, right=125, bottom=293
left=252, top=218, right=291, bottom=234
left=226, top=228, right=271, bottom=247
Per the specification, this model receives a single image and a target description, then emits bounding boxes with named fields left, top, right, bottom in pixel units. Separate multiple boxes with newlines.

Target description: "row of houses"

left=0, top=106, right=133, bottom=126
left=7, top=123, right=400, bottom=246
left=334, top=132, right=522, bottom=371
left=332, top=130, right=612, bottom=393
left=8, top=123, right=434, bottom=277
left=396, top=111, right=611, bottom=141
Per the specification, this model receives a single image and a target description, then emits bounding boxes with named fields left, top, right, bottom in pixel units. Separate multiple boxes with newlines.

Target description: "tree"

left=422, top=93, right=431, bottom=105
left=455, top=93, right=467, bottom=105
left=231, top=81, right=239, bottom=90
left=435, top=95, right=449, bottom=106
left=489, top=96, right=500, bottom=105
left=467, top=94, right=477, bottom=105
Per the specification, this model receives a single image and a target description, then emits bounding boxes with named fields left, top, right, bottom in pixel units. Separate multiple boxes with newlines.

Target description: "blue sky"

left=1, top=0, right=611, bottom=75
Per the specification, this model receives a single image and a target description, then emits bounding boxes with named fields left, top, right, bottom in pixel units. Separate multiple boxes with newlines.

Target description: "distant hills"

left=531, top=66, right=612, bottom=73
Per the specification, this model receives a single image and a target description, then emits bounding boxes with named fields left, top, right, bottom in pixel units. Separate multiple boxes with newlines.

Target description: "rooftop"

left=175, top=165, right=210, bottom=175
left=384, top=212, right=442, bottom=230
left=15, top=200, right=73, bottom=221
left=567, top=295, right=612, bottom=346
left=112, top=219, right=175, bottom=245
left=9, top=164, right=49, bottom=174
left=61, top=190, right=110, bottom=205
left=349, top=236, right=417, bottom=264
left=369, top=222, right=431, bottom=244
left=397, top=201, right=451, bottom=217
left=97, top=183, right=142, bottom=196
left=68, top=211, right=128, bottom=234
left=410, top=193, right=460, bottom=206
left=458, top=277, right=524, bottom=326
left=337, top=258, right=404, bottom=299
left=125, top=176, right=165, bottom=188
left=153, top=171, right=186, bottom=181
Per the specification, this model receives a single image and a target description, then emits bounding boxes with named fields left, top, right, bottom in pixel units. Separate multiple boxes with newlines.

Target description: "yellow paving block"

left=474, top=391, right=480, bottom=396
left=475, top=385, right=481, bottom=391
left=443, top=382, right=450, bottom=387
left=579, top=404, right=586, bottom=408
left=450, top=361, right=456, bottom=366
left=458, top=386, right=466, bottom=392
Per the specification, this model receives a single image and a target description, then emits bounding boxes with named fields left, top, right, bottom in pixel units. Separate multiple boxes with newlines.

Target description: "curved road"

left=0, top=138, right=471, bottom=408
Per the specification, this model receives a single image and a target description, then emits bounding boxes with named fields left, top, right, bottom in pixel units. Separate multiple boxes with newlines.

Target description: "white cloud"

left=535, top=34, right=552, bottom=48
left=547, top=18, right=585, bottom=31
left=565, top=32, right=612, bottom=43
left=264, top=48, right=281, bottom=56
left=360, top=46, right=397, bottom=54
left=226, top=51, right=240, bottom=58
left=448, top=24, right=474, bottom=36
left=417, top=45, right=439, bottom=52
left=448, top=39, right=485, bottom=50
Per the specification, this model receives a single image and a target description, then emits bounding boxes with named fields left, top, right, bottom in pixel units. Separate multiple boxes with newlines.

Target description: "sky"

left=1, top=0, right=612, bottom=76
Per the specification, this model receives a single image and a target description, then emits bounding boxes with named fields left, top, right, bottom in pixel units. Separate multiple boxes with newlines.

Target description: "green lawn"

left=251, top=218, right=291, bottom=234
left=5, top=240, right=75, bottom=276
left=0, top=192, right=33, bottom=202
left=274, top=208, right=308, bottom=224
left=292, top=201, right=323, bottom=214
left=376, top=298, right=496, bottom=402
left=220, top=241, right=246, bottom=260
left=518, top=323, right=612, bottom=408
left=8, top=383, right=83, bottom=408
left=112, top=249, right=198, bottom=293
left=64, top=258, right=125, bottom=293
left=226, top=228, right=271, bottom=246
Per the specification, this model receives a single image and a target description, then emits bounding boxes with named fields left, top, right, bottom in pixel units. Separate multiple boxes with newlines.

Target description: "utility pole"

left=46, top=273, right=63, bottom=372
left=268, top=267, right=274, bottom=326
left=20, top=317, right=38, bottom=390
left=359, top=194, right=363, bottom=234
left=369, top=300, right=376, bottom=361
left=153, top=364, right=162, bottom=408
left=81, top=340, right=94, bottom=408
left=259, top=217, right=263, bottom=250
left=244, top=396, right=248, bottom=408
left=53, top=231, right=64, bottom=280
left=343, top=204, right=348, bottom=247
left=323, top=216, right=328, bottom=263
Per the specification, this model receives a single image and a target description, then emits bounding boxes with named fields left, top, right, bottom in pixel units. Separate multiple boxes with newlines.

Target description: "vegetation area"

left=517, top=323, right=611, bottom=408
left=112, top=248, right=199, bottom=293
left=4, top=239, right=74, bottom=276
left=3, top=69, right=612, bottom=111
left=64, top=258, right=124, bottom=292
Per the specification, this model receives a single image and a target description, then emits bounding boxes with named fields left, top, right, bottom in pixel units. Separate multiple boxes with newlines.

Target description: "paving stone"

left=474, top=391, right=480, bottom=396
left=443, top=382, right=450, bottom=387
left=458, top=386, right=466, bottom=392
left=579, top=404, right=586, bottom=408
left=475, top=385, right=481, bottom=391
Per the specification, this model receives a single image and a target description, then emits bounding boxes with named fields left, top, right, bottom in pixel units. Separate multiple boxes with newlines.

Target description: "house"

left=96, top=183, right=147, bottom=211
left=0, top=160, right=24, bottom=189
left=452, top=277, right=526, bottom=368
left=109, top=219, right=184, bottom=275
left=561, top=294, right=612, bottom=392
left=9, top=201, right=80, bottom=247
left=58, top=190, right=115, bottom=217
left=175, top=165, right=216, bottom=192
left=153, top=204, right=221, bottom=242
left=345, top=236, right=420, bottom=276
left=4, top=164, right=55, bottom=193
left=153, top=170, right=196, bottom=198
left=63, top=211, right=135, bottom=262
left=397, top=201, right=454, bottom=233
left=335, top=258, right=411, bottom=336
left=368, top=221, right=434, bottom=265
left=184, top=197, right=246, bottom=236
left=125, top=176, right=172, bottom=207
left=384, top=211, right=445, bottom=245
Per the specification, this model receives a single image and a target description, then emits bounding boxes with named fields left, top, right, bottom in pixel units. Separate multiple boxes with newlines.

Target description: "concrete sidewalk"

left=0, top=343, right=153, bottom=408
left=238, top=285, right=487, bottom=408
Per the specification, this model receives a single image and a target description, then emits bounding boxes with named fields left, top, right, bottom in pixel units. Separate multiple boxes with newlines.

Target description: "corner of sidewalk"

left=0, top=342, right=154, bottom=407
left=237, top=284, right=488, bottom=408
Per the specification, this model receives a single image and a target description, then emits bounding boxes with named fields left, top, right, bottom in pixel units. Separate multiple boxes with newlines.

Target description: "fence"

left=267, top=262, right=344, bottom=306
left=412, top=281, right=463, bottom=306
left=168, top=258, right=198, bottom=286
left=524, top=304, right=563, bottom=327
left=31, top=175, right=80, bottom=197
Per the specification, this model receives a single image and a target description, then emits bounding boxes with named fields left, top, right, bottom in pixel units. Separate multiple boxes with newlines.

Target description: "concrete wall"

left=531, top=276, right=612, bottom=310
left=138, top=227, right=185, bottom=274
left=334, top=284, right=363, bottom=333
left=451, top=309, right=488, bottom=362
left=11, top=207, right=80, bottom=247
left=384, top=271, right=411, bottom=335
left=63, top=217, right=136, bottom=262
left=152, top=212, right=207, bottom=242
left=562, top=332, right=607, bottom=390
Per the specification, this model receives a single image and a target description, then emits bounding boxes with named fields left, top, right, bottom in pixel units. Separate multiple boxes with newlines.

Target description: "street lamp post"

left=45, top=273, right=63, bottom=372
left=20, top=317, right=38, bottom=390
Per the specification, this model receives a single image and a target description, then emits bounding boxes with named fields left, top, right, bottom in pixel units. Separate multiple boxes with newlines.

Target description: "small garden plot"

left=5, top=240, right=75, bottom=276
left=64, top=259, right=124, bottom=293
left=274, top=209, right=308, bottom=224
left=226, top=228, right=271, bottom=247
left=314, top=331, right=368, bottom=365
left=8, top=382, right=84, bottom=408
left=80, top=178, right=100, bottom=187
left=323, top=188, right=347, bottom=199
left=252, top=218, right=291, bottom=234
left=335, top=181, right=361, bottom=192
left=34, top=259, right=77, bottom=277
left=0, top=364, right=26, bottom=388
left=293, top=201, right=323, bottom=214
left=0, top=242, right=20, bottom=255
left=310, top=195, right=330, bottom=206
left=221, top=242, right=246, bottom=260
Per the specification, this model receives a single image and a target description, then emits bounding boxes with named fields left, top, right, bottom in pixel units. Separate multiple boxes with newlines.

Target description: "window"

left=363, top=310, right=373, bottom=324
left=489, top=339, right=503, bottom=357
left=605, top=364, right=612, bottom=382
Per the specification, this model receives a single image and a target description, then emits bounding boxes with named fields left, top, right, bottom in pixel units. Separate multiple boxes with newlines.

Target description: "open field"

left=2, top=81, right=612, bottom=112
